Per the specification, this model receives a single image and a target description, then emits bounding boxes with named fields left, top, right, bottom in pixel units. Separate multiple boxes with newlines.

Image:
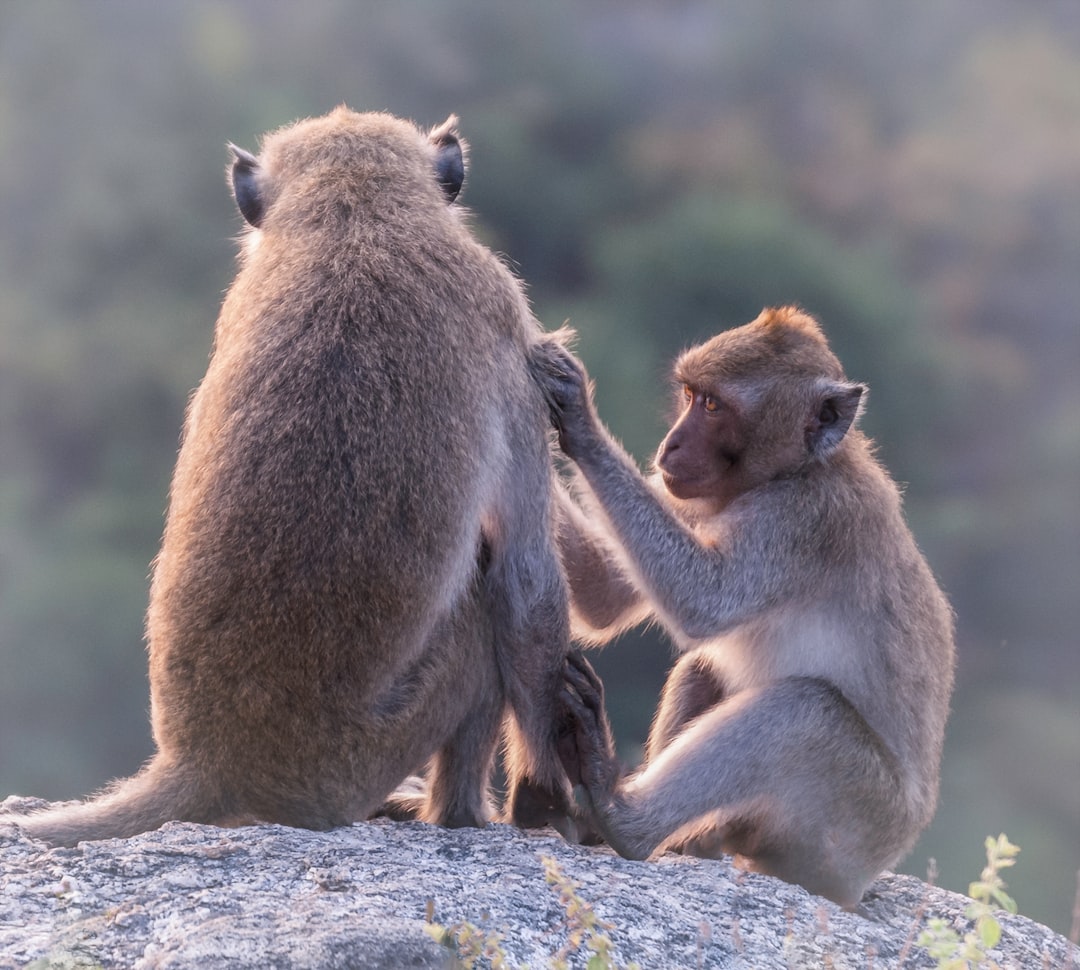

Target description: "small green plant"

left=541, top=855, right=642, bottom=970
left=425, top=855, right=640, bottom=970
left=917, top=833, right=1020, bottom=969
left=425, top=910, right=516, bottom=970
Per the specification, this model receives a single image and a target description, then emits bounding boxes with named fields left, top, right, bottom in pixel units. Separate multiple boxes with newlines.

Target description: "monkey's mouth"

left=661, top=465, right=721, bottom=503
left=661, top=471, right=697, bottom=499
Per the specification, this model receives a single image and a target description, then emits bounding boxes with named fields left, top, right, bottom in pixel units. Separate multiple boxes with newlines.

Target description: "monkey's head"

left=656, top=307, right=867, bottom=506
left=227, top=107, right=466, bottom=237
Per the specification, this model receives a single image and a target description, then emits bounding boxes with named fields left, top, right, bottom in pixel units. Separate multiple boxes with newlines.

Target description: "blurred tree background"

left=1, top=0, right=1077, bottom=934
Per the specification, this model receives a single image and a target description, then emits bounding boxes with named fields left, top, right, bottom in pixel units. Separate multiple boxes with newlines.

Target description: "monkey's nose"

left=657, top=439, right=678, bottom=469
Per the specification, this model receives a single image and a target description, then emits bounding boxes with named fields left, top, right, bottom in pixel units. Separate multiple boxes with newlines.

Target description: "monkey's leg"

left=643, top=648, right=727, bottom=763
left=425, top=725, right=501, bottom=828
left=423, top=613, right=504, bottom=828
left=369, top=672, right=502, bottom=827
left=414, top=573, right=505, bottom=828
left=569, top=674, right=903, bottom=905
left=489, top=521, right=574, bottom=828
left=358, top=572, right=502, bottom=829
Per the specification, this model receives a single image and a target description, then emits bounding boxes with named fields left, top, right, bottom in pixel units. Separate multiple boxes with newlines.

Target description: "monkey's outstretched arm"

left=529, top=339, right=774, bottom=641
left=554, top=485, right=650, bottom=644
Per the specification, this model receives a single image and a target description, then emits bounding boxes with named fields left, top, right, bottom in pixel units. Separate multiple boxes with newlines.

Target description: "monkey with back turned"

left=530, top=307, right=955, bottom=907
left=11, top=107, right=572, bottom=845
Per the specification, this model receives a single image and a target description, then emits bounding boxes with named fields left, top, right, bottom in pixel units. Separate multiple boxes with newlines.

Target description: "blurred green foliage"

left=0, top=0, right=1076, bottom=935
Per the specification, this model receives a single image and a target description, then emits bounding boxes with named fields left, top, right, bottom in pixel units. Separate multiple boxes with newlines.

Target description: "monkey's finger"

left=528, top=339, right=580, bottom=384
left=563, top=671, right=602, bottom=719
left=557, top=683, right=590, bottom=723
left=565, top=647, right=590, bottom=672
left=559, top=684, right=609, bottom=759
left=555, top=725, right=584, bottom=787
left=566, top=650, right=606, bottom=700
left=531, top=344, right=589, bottom=402
left=532, top=379, right=578, bottom=441
left=547, top=380, right=583, bottom=415
left=547, top=339, right=586, bottom=375
left=562, top=659, right=592, bottom=696
left=532, top=337, right=580, bottom=371
left=564, top=660, right=606, bottom=714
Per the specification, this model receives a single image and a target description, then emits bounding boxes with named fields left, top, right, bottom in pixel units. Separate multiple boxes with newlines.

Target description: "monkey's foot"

left=549, top=793, right=606, bottom=847
left=369, top=775, right=427, bottom=821
left=505, top=778, right=572, bottom=829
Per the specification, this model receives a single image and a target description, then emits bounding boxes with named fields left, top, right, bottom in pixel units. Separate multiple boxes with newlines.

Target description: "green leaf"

left=423, top=923, right=453, bottom=947
left=986, top=888, right=1014, bottom=913
left=917, top=920, right=961, bottom=958
left=979, top=915, right=1002, bottom=949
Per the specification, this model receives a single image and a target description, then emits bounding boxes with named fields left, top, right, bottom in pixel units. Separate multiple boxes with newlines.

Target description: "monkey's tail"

left=11, top=758, right=217, bottom=848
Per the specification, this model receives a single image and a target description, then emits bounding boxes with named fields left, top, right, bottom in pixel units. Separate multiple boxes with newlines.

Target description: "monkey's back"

left=787, top=439, right=956, bottom=827
left=145, top=111, right=542, bottom=809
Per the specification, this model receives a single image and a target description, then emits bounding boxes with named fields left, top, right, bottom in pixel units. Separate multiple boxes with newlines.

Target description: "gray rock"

left=1, top=796, right=1075, bottom=969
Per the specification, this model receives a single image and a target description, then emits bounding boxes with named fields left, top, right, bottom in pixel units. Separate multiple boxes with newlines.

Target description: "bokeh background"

left=1, top=0, right=1076, bottom=935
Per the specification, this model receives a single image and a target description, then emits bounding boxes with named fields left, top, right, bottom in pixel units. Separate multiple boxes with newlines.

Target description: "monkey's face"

left=658, top=307, right=868, bottom=505
left=655, top=382, right=747, bottom=507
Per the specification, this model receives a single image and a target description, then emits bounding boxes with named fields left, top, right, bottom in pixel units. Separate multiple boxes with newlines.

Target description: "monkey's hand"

left=558, top=651, right=620, bottom=808
left=527, top=333, right=599, bottom=461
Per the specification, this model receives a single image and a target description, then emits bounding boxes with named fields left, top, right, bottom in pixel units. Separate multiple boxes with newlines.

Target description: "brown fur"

left=531, top=307, right=955, bottom=906
left=15, top=108, right=570, bottom=846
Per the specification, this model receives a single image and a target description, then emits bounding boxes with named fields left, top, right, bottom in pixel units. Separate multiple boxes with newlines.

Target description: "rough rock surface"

left=1, top=796, right=1074, bottom=969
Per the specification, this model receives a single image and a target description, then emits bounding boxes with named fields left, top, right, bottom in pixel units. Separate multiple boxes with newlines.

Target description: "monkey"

left=528, top=307, right=956, bottom=907
left=11, top=107, right=572, bottom=846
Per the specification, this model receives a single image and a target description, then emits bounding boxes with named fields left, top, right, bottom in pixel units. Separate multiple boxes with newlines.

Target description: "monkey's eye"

left=703, top=395, right=720, bottom=413
left=682, top=384, right=693, bottom=405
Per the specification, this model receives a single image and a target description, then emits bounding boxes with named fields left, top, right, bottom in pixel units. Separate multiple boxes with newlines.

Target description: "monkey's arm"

left=554, top=484, right=650, bottom=644
left=530, top=339, right=775, bottom=641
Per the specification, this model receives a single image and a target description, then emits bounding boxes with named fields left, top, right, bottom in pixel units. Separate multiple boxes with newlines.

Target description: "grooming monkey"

left=13, top=108, right=571, bottom=846
left=530, top=308, right=955, bottom=906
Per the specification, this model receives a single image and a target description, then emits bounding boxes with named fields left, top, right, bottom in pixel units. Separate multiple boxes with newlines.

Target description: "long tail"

left=11, top=758, right=217, bottom=847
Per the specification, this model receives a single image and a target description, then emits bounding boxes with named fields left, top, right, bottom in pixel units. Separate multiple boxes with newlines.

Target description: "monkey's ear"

left=228, top=143, right=265, bottom=227
left=429, top=116, right=465, bottom=203
left=807, top=381, right=866, bottom=458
